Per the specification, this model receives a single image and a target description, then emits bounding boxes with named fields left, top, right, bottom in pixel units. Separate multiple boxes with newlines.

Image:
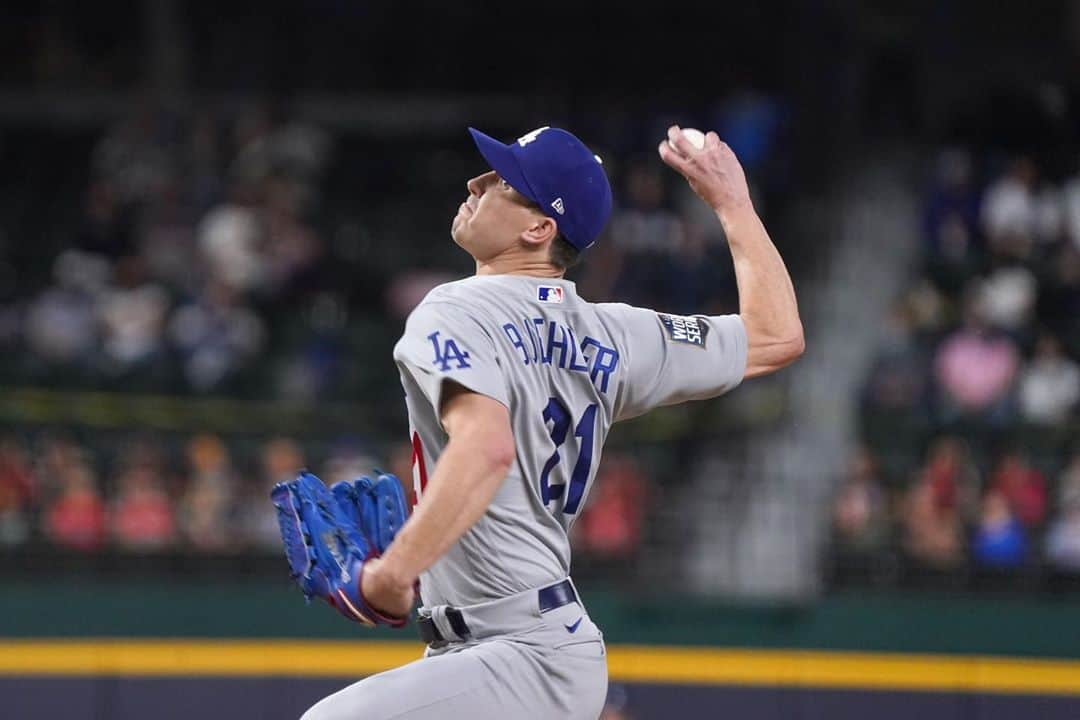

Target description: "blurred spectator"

left=177, top=434, right=236, bottom=553
left=972, top=490, right=1028, bottom=569
left=980, top=157, right=1038, bottom=260
left=1046, top=455, right=1080, bottom=572
left=262, top=436, right=305, bottom=486
left=97, top=256, right=169, bottom=374
left=136, top=181, right=198, bottom=293
left=933, top=289, right=1019, bottom=422
left=1018, top=333, right=1080, bottom=425
left=859, top=301, right=931, bottom=416
left=197, top=202, right=264, bottom=293
left=573, top=453, right=648, bottom=559
left=24, top=251, right=107, bottom=366
left=830, top=447, right=891, bottom=557
left=988, top=449, right=1047, bottom=528
left=905, top=279, right=949, bottom=335
left=109, top=443, right=175, bottom=551
left=239, top=436, right=305, bottom=551
left=901, top=475, right=965, bottom=570
left=44, top=460, right=106, bottom=552
left=34, top=434, right=79, bottom=493
left=919, top=437, right=980, bottom=518
left=976, top=266, right=1037, bottom=333
left=0, top=437, right=36, bottom=546
left=179, top=478, right=233, bottom=552
left=168, top=279, right=266, bottom=391
left=923, top=148, right=981, bottom=293
left=901, top=437, right=979, bottom=569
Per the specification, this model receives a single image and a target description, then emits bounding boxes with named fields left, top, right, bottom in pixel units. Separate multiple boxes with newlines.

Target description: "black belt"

left=417, top=579, right=578, bottom=646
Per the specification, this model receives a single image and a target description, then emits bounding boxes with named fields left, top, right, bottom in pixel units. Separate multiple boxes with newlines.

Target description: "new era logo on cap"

left=537, top=286, right=564, bottom=303
left=468, top=126, right=613, bottom=251
left=518, top=127, right=548, bottom=147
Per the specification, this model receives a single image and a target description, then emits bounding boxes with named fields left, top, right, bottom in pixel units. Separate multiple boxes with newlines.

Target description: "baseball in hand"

left=670, top=127, right=706, bottom=151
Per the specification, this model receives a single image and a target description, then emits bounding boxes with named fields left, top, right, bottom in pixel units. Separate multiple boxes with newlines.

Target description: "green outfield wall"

left=3, top=579, right=1079, bottom=658
left=2, top=580, right=1079, bottom=719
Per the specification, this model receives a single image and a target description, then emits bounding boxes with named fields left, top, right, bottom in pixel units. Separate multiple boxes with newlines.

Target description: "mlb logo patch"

left=538, top=286, right=564, bottom=303
left=658, top=313, right=709, bottom=347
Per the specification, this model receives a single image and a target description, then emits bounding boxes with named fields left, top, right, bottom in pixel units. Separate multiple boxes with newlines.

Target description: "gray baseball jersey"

left=301, top=275, right=747, bottom=720
left=393, top=274, right=747, bottom=608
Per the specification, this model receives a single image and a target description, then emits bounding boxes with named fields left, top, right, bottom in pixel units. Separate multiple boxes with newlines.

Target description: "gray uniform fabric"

left=303, top=275, right=746, bottom=720
left=303, top=584, right=607, bottom=720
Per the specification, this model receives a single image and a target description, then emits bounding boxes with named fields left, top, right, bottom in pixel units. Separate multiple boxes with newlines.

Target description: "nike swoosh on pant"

left=564, top=617, right=583, bottom=633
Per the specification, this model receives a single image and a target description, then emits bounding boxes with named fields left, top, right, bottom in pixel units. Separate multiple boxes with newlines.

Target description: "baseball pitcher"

left=273, top=124, right=804, bottom=719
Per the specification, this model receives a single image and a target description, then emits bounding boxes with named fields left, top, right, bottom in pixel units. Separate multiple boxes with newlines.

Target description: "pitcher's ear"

left=521, top=214, right=557, bottom=248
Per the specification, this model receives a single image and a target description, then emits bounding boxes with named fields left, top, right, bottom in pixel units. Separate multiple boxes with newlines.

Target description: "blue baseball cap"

left=467, top=126, right=613, bottom=250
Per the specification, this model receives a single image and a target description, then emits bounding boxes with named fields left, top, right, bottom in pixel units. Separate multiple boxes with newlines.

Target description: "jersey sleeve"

left=393, top=300, right=511, bottom=416
left=605, top=304, right=748, bottom=422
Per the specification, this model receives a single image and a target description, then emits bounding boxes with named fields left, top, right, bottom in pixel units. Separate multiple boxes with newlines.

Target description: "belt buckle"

left=416, top=613, right=449, bottom=649
left=418, top=607, right=471, bottom=648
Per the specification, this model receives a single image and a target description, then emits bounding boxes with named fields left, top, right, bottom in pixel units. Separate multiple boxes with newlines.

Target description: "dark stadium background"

left=0, top=2, right=1078, bottom=719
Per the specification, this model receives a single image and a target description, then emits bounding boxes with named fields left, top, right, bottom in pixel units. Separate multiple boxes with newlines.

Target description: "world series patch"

left=657, top=313, right=709, bottom=347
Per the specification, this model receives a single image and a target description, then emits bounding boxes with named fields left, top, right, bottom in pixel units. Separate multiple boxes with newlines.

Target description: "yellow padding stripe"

left=0, top=640, right=420, bottom=677
left=1, top=641, right=1080, bottom=695
left=607, top=646, right=1080, bottom=695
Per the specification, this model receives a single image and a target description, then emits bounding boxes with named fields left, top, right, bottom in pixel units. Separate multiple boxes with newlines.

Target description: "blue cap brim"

left=467, top=128, right=540, bottom=205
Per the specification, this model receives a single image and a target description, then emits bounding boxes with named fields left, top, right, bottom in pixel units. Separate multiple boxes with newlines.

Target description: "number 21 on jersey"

left=540, top=397, right=597, bottom=515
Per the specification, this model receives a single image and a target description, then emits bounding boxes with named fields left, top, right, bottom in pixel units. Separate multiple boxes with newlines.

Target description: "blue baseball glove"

left=271, top=470, right=409, bottom=627
left=330, top=472, right=409, bottom=555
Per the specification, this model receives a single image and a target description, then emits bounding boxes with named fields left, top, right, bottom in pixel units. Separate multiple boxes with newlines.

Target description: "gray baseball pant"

left=300, top=581, right=608, bottom=720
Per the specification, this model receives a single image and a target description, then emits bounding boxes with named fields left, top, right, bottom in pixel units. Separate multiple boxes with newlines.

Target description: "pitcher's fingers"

left=667, top=125, right=702, bottom=160
left=705, top=131, right=723, bottom=150
left=658, top=140, right=692, bottom=175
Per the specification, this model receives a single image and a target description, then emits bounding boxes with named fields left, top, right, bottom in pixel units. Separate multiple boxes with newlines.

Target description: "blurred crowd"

left=0, top=430, right=357, bottom=554
left=0, top=428, right=651, bottom=563
left=832, top=147, right=1080, bottom=583
left=0, top=93, right=789, bottom=399
left=0, top=94, right=789, bottom=577
left=2, top=103, right=342, bottom=399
